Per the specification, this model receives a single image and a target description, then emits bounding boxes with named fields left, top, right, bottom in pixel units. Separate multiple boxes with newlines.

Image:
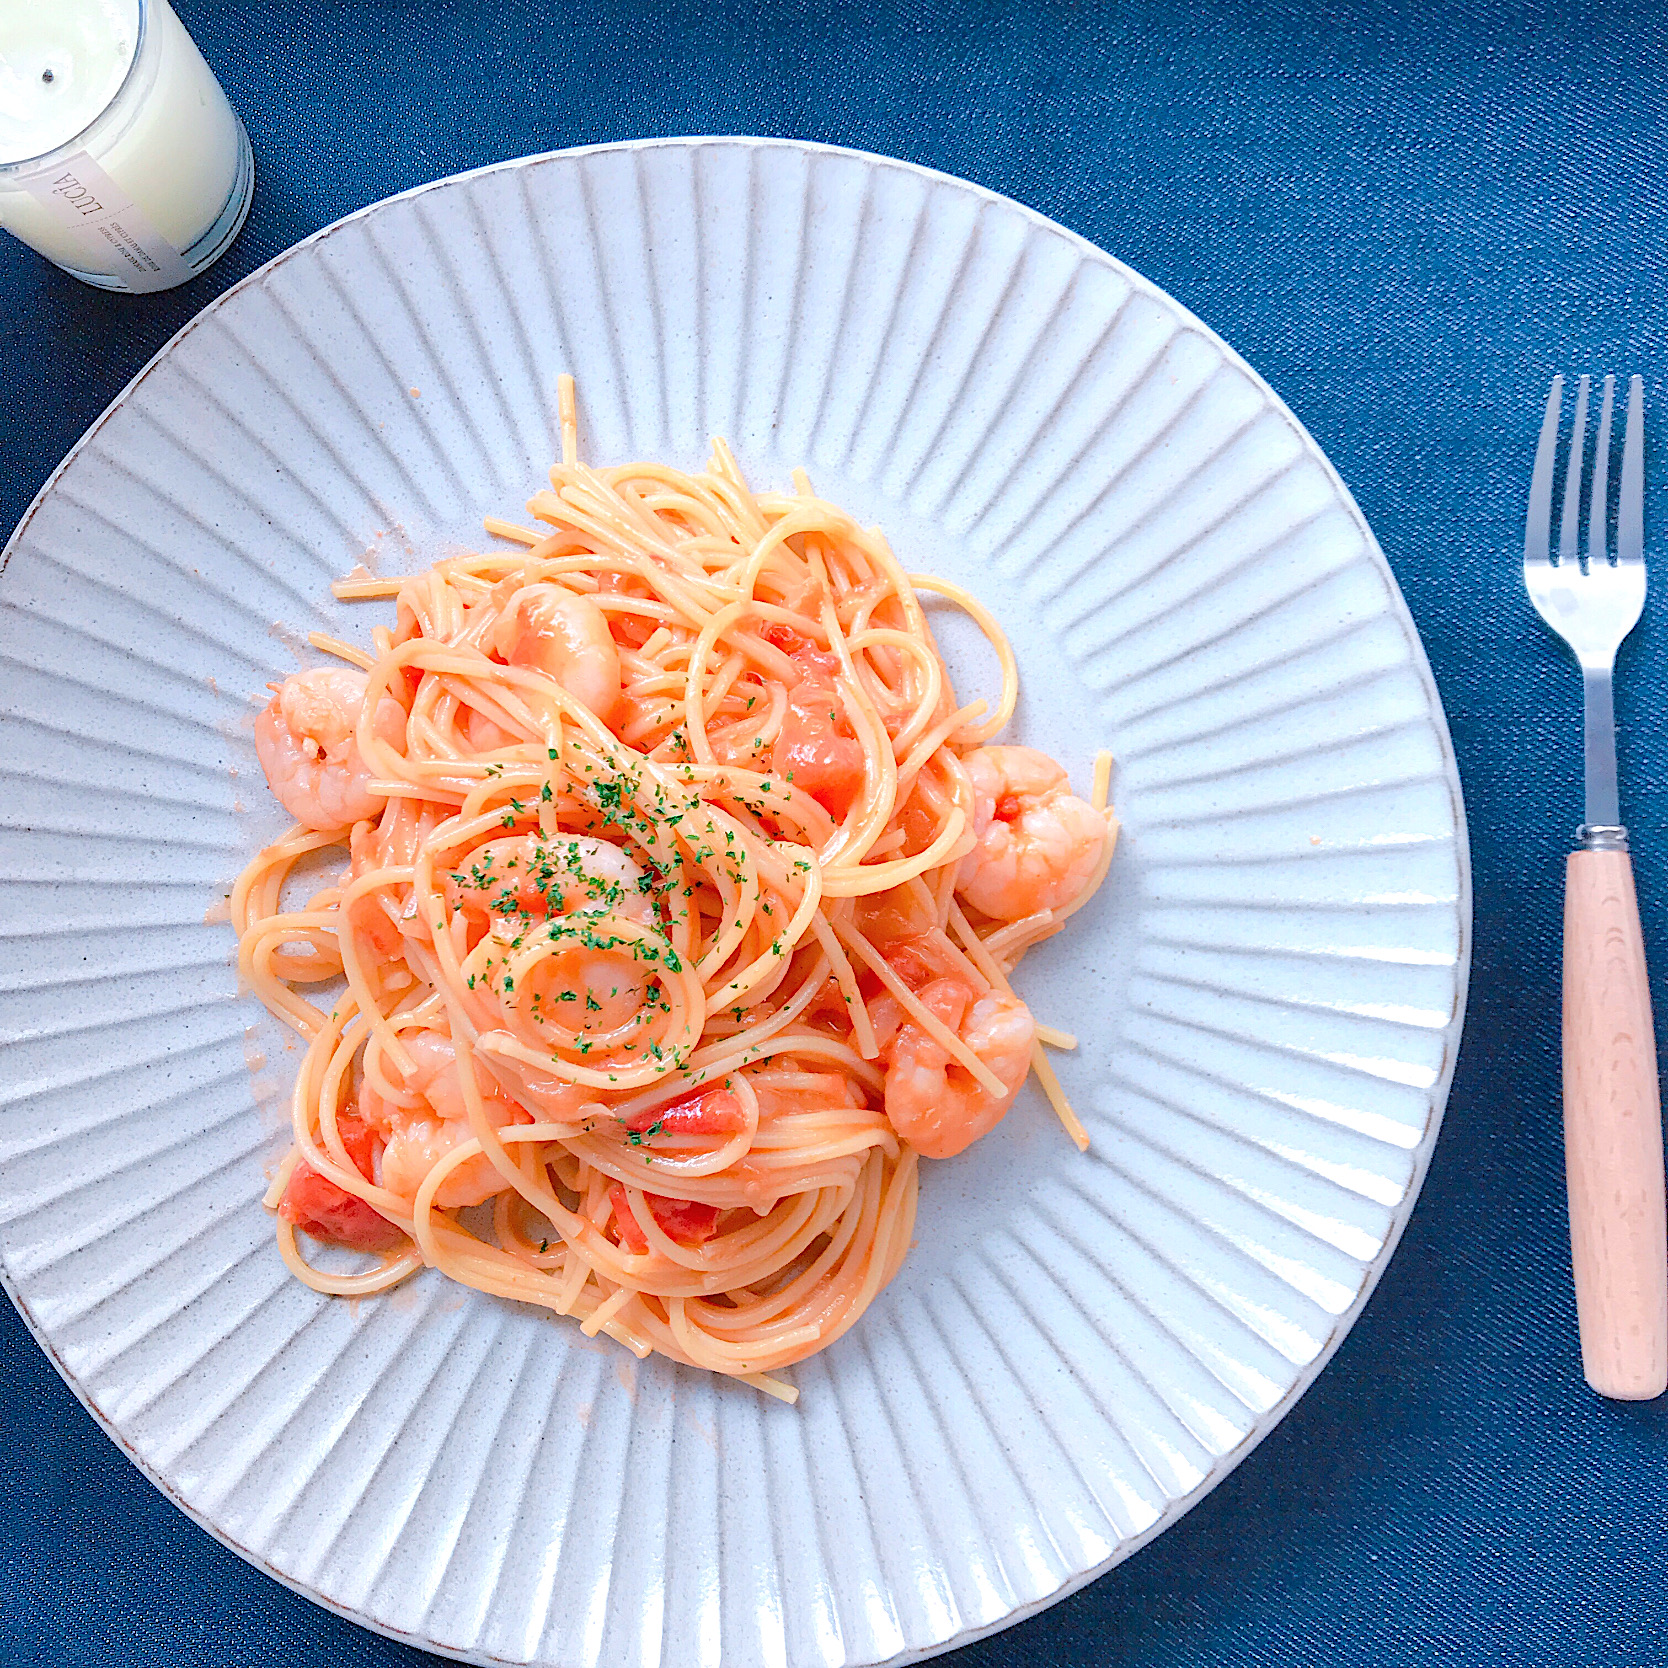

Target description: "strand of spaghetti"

left=364, top=778, right=473, bottom=806
left=669, top=762, right=836, bottom=850
left=738, top=502, right=861, bottom=601
left=499, top=1144, right=866, bottom=1308
left=596, top=1073, right=763, bottom=1186
left=261, top=1147, right=301, bottom=1210
left=737, top=1373, right=799, bottom=1404
left=663, top=1210, right=866, bottom=1350
left=666, top=1294, right=822, bottom=1363
left=483, top=516, right=543, bottom=546
left=706, top=435, right=749, bottom=493
left=557, top=374, right=578, bottom=466
left=532, top=486, right=708, bottom=616
left=315, top=1016, right=368, bottom=1175
left=408, top=1138, right=617, bottom=1304
left=828, top=671, right=900, bottom=868
left=580, top=1285, right=637, bottom=1338
left=549, top=465, right=686, bottom=558
left=684, top=970, right=857, bottom=1081
left=687, top=1184, right=870, bottom=1330
left=1091, top=748, right=1113, bottom=813
left=239, top=917, right=341, bottom=1036
left=358, top=638, right=615, bottom=773
left=714, top=1151, right=911, bottom=1365
left=617, top=462, right=761, bottom=541
left=1027, top=1041, right=1090, bottom=1152
left=431, top=671, right=546, bottom=751
left=331, top=574, right=404, bottom=599
left=288, top=1017, right=414, bottom=1225
left=307, top=631, right=376, bottom=671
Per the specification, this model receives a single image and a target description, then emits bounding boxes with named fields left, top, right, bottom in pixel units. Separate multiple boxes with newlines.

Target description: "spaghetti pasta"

left=235, top=380, right=1116, bottom=1398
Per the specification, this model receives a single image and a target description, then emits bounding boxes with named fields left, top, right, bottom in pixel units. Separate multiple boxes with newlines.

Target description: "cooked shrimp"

left=492, top=583, right=622, bottom=723
left=956, top=745, right=1108, bottom=921
left=870, top=977, right=1035, bottom=1159
left=255, top=667, right=406, bottom=830
left=360, top=1031, right=526, bottom=1208
left=445, top=833, right=653, bottom=927
left=452, top=834, right=658, bottom=1043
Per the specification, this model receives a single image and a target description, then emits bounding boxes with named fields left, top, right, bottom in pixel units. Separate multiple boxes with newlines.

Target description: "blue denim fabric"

left=4, top=1, right=1668, bottom=1663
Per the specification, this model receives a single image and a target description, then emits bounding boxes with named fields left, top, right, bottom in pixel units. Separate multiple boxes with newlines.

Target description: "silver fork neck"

left=1583, top=665, right=1622, bottom=833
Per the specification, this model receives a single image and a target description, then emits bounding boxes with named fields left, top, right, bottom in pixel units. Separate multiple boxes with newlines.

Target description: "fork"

left=1524, top=372, right=1667, bottom=1400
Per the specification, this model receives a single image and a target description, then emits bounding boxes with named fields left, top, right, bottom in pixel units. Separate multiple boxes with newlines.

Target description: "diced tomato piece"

left=609, top=1183, right=723, bottom=1251
left=279, top=1167, right=403, bottom=1252
left=336, top=1109, right=380, bottom=1176
left=610, top=1186, right=650, bottom=1252
left=899, top=800, right=941, bottom=856
left=650, top=1195, right=722, bottom=1246
left=857, top=886, right=937, bottom=948
left=278, top=1111, right=405, bottom=1253
left=756, top=632, right=866, bottom=815
left=777, top=685, right=865, bottom=818
left=620, top=1088, right=745, bottom=1135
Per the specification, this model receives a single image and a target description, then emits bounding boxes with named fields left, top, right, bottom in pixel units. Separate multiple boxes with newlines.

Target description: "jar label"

left=26, top=150, right=193, bottom=293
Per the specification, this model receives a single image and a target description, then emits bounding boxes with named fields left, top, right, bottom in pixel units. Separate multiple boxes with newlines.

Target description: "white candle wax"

left=0, top=0, right=252, bottom=291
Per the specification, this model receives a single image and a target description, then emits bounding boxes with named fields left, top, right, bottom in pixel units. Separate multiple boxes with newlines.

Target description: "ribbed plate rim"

left=0, top=133, right=1473, bottom=1668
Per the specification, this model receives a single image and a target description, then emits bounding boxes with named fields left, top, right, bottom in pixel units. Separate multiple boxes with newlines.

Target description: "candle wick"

left=41, top=69, right=55, bottom=84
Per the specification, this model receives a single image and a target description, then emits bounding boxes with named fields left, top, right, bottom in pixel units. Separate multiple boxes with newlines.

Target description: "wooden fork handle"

left=1564, top=847, right=1668, bottom=1400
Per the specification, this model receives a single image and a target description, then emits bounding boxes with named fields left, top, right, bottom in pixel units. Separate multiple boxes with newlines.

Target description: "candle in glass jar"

left=0, top=0, right=252, bottom=291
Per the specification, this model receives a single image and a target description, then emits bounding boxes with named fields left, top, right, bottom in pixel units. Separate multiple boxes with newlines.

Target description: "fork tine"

left=1559, top=374, right=1591, bottom=565
left=1618, top=374, right=1644, bottom=567
left=1588, top=375, right=1616, bottom=565
left=1527, top=374, right=1563, bottom=567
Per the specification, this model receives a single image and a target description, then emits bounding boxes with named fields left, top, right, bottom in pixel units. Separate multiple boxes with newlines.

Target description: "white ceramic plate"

left=0, top=139, right=1468, bottom=1667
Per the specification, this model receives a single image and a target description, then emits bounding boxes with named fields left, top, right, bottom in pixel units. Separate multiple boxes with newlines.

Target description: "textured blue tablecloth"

left=4, top=2, right=1667, bottom=1664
